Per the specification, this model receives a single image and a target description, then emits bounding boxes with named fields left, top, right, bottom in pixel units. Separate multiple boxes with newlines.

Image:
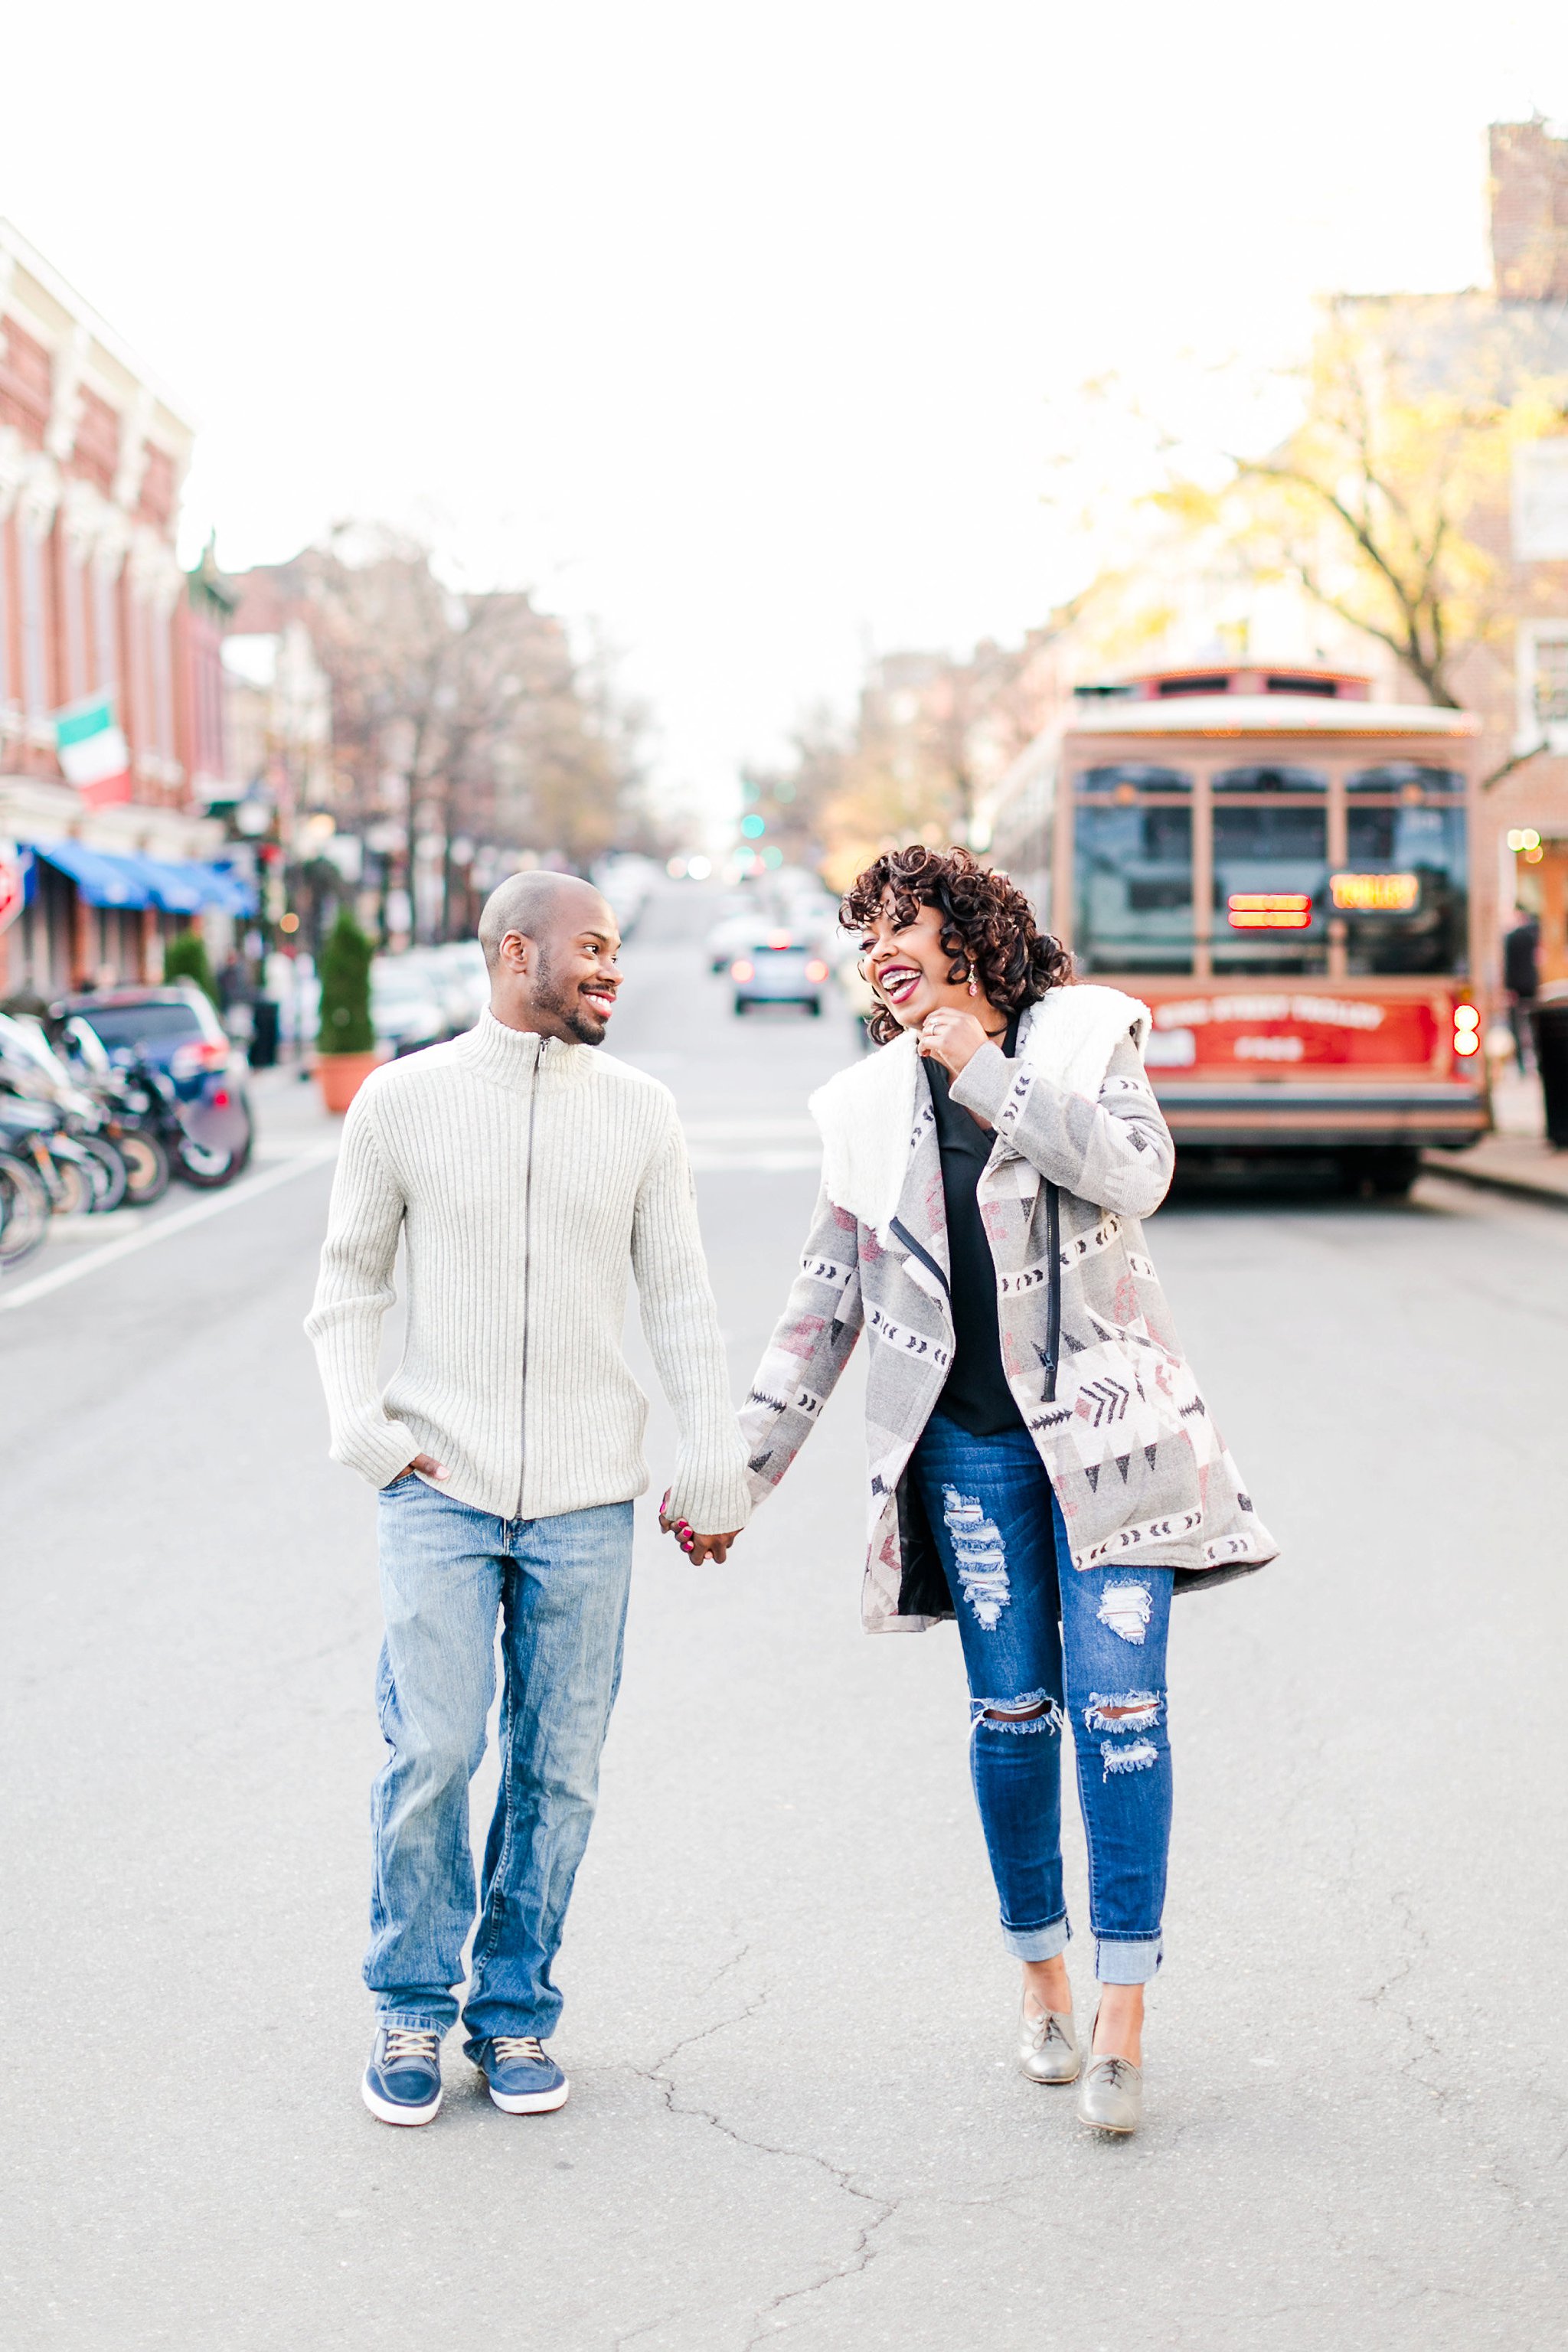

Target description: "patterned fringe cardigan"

left=737, top=984, right=1278, bottom=1632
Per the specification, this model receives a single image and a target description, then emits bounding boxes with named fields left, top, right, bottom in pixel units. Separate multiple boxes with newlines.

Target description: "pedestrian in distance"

left=306, top=873, right=748, bottom=2128
left=714, top=845, right=1276, bottom=2137
left=1503, top=910, right=1539, bottom=1075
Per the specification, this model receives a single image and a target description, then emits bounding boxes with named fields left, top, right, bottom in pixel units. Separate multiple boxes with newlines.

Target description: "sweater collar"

left=458, top=1007, right=583, bottom=1083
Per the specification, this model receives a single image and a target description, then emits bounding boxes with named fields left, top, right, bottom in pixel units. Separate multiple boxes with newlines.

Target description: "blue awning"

left=129, top=855, right=207, bottom=915
left=30, top=841, right=259, bottom=918
left=33, top=840, right=158, bottom=910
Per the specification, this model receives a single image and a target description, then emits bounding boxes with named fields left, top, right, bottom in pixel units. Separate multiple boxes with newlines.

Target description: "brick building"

left=0, top=220, right=247, bottom=1001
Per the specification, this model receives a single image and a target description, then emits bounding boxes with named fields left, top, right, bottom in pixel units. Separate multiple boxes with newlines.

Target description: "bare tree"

left=270, top=528, right=644, bottom=938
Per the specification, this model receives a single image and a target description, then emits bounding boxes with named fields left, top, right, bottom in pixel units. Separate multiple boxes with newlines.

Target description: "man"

left=306, top=873, right=747, bottom=2127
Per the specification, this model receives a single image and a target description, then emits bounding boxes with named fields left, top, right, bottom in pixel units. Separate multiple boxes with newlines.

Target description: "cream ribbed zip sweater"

left=305, top=1010, right=751, bottom=1533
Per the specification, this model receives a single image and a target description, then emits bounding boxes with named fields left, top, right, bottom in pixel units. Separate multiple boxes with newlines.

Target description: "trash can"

left=249, top=996, right=281, bottom=1070
left=1531, top=990, right=1568, bottom=1147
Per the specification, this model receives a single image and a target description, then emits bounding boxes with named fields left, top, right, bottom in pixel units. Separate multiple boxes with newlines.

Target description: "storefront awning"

left=31, top=842, right=259, bottom=918
left=33, top=839, right=158, bottom=910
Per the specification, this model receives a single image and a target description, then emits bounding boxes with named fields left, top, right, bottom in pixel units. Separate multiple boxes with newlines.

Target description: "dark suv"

left=54, top=985, right=253, bottom=1184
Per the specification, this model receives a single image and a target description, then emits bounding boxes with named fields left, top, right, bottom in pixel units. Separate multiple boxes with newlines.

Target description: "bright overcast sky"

left=5, top=2, right=1566, bottom=829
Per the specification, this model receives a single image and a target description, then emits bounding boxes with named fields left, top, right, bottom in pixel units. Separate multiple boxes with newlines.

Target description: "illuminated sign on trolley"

left=1227, top=893, right=1312, bottom=930
left=1330, top=871, right=1419, bottom=912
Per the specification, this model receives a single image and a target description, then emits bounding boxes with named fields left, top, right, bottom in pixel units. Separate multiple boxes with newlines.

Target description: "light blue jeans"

left=366, top=1475, right=634, bottom=2053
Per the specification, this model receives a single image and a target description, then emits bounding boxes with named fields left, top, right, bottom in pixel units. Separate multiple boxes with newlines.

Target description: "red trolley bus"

left=985, top=667, right=1488, bottom=1191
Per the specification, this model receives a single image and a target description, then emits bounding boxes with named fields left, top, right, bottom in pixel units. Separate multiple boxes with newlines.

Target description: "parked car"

left=371, top=957, right=449, bottom=1057
left=54, top=984, right=253, bottom=1187
left=730, top=935, right=830, bottom=1017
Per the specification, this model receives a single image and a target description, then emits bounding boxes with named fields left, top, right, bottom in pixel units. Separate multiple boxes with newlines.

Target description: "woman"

left=701, top=845, right=1275, bottom=2135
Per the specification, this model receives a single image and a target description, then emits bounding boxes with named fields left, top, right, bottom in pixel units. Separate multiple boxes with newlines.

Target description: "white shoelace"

left=383, top=2027, right=440, bottom=2066
left=492, top=2035, right=547, bottom=2064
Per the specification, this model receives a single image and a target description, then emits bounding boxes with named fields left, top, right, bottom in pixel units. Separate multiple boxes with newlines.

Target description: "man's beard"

left=534, top=948, right=608, bottom=1045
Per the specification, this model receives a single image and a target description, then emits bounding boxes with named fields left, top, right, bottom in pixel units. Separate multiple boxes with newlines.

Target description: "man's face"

left=530, top=901, right=622, bottom=1044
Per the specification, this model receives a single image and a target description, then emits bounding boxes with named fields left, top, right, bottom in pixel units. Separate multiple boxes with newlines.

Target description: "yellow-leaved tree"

left=1152, top=296, right=1568, bottom=785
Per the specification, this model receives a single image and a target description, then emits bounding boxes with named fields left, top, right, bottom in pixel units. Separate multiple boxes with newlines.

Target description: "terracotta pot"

left=315, top=1048, right=384, bottom=1114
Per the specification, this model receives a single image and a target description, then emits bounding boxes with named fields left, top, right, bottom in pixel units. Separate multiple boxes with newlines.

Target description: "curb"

left=1420, top=1155, right=1568, bottom=1211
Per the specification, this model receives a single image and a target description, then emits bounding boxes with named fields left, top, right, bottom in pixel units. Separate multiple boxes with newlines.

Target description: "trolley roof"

left=1057, top=694, right=1477, bottom=740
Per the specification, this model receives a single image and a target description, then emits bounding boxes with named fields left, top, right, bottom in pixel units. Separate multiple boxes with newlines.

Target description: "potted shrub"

left=162, top=927, right=220, bottom=1004
left=315, top=906, right=383, bottom=1112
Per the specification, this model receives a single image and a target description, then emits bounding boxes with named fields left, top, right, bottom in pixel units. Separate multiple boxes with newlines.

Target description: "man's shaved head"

left=478, top=870, right=609, bottom=972
left=479, top=869, right=622, bottom=1047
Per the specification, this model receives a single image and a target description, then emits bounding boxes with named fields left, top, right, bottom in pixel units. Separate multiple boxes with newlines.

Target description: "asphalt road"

left=2, top=885, right=1565, bottom=2351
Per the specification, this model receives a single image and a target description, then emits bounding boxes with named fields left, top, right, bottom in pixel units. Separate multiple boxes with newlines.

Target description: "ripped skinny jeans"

left=910, top=1410, right=1172, bottom=1984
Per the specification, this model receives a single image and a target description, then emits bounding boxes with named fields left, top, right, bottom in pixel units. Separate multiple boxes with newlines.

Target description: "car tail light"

left=731, top=959, right=754, bottom=982
left=1453, top=1003, right=1481, bottom=1058
left=171, top=1038, right=230, bottom=1079
left=767, top=932, right=792, bottom=949
left=805, top=959, right=828, bottom=982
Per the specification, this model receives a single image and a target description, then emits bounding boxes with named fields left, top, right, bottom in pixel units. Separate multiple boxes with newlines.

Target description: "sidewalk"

left=1422, top=1067, right=1568, bottom=1207
left=245, top=1058, right=341, bottom=1155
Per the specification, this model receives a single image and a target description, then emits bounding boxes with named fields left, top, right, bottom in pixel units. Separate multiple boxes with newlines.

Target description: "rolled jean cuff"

left=374, top=2007, right=452, bottom=2036
left=1095, top=1935, right=1162, bottom=1984
left=1001, top=1913, right=1070, bottom=1962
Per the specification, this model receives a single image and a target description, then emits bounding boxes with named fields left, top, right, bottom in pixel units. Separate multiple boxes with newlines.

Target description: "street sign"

left=0, top=841, right=26, bottom=935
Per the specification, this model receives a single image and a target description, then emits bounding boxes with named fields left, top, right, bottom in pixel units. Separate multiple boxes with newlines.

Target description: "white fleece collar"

left=808, top=983, right=1150, bottom=1239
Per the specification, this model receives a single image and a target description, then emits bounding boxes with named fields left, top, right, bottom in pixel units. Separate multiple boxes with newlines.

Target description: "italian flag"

left=55, top=692, right=131, bottom=805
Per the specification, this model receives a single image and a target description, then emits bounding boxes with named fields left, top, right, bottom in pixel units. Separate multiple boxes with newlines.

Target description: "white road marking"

left=0, top=1144, right=339, bottom=1315
left=687, top=1148, right=821, bottom=1172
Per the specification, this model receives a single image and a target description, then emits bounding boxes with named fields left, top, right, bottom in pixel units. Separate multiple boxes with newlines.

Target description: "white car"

left=371, top=959, right=449, bottom=1057
left=423, top=940, right=488, bottom=1031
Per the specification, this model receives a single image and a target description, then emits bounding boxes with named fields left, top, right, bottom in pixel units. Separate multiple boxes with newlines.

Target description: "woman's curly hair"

left=841, top=844, right=1071, bottom=1047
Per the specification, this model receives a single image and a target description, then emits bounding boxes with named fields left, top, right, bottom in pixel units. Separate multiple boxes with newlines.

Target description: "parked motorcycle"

left=54, top=1018, right=172, bottom=1206
left=0, top=1133, right=51, bottom=1269
left=0, top=1093, right=106, bottom=1217
left=0, top=1012, right=129, bottom=1212
left=53, top=989, right=253, bottom=1191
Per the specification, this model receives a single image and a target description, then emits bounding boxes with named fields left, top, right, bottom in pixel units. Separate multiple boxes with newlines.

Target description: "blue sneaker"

left=473, top=2034, right=570, bottom=2115
left=361, top=2026, right=443, bottom=2126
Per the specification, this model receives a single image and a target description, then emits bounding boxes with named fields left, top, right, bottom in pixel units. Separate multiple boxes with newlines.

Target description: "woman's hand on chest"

left=918, top=1010, right=1004, bottom=1130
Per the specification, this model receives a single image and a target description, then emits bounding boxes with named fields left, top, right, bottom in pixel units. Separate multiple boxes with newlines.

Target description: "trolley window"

left=1073, top=805, right=1194, bottom=974
left=1212, top=805, right=1328, bottom=974
left=1211, top=764, right=1328, bottom=794
left=1340, top=805, right=1468, bottom=975
left=1346, top=763, right=1465, bottom=797
left=1076, top=763, right=1192, bottom=797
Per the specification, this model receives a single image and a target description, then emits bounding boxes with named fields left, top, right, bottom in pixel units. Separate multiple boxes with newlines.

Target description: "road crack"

left=616, top=1943, right=900, bottom=2349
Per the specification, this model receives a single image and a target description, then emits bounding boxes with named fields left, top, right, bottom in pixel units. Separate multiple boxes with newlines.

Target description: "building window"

left=1517, top=622, right=1568, bottom=753
left=0, top=516, right=11, bottom=707
left=18, top=522, right=48, bottom=717
left=152, top=603, right=175, bottom=761
left=95, top=560, right=119, bottom=694
left=62, top=545, right=87, bottom=704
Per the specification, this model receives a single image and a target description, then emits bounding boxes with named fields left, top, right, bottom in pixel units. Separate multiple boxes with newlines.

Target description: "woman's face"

left=859, top=892, right=995, bottom=1031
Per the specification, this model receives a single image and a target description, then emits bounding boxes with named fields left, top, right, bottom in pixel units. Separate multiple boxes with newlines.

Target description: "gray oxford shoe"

left=1018, top=2000, right=1080, bottom=2086
left=1076, top=2049, right=1143, bottom=2134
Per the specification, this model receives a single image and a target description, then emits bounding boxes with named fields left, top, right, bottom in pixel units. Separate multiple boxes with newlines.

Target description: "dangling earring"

left=967, top=965, right=978, bottom=998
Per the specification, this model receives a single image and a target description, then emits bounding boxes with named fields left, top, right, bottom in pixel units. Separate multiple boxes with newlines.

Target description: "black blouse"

left=925, top=1011, right=1023, bottom=1436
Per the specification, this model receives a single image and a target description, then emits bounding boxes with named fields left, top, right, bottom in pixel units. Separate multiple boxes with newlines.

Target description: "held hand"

left=400, top=1452, right=449, bottom=1480
left=660, top=1491, right=741, bottom=1566
left=916, top=1007, right=998, bottom=1077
